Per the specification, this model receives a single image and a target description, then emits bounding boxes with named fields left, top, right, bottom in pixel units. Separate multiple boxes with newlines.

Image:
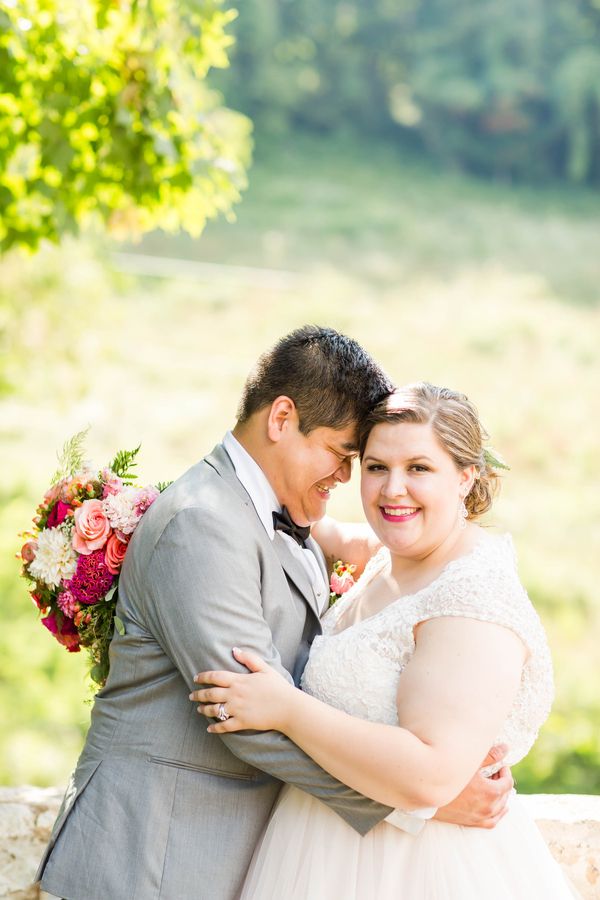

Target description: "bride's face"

left=360, top=420, right=474, bottom=560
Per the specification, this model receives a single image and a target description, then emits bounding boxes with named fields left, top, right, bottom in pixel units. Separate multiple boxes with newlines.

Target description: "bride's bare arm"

left=311, top=516, right=382, bottom=576
left=191, top=618, right=526, bottom=810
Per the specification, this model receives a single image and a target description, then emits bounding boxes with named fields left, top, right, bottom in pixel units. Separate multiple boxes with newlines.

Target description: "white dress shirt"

left=223, top=431, right=328, bottom=611
left=222, top=431, right=434, bottom=834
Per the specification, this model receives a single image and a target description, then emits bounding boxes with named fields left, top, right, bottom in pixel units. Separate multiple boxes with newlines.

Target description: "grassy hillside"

left=1, top=135, right=599, bottom=792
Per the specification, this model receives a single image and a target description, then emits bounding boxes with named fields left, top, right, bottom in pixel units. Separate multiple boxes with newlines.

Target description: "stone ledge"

left=0, top=787, right=63, bottom=900
left=1, top=788, right=598, bottom=898
left=520, top=794, right=600, bottom=898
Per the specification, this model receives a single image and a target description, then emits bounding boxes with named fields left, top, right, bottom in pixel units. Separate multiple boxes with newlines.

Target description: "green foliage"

left=215, top=0, right=600, bottom=183
left=483, top=448, right=510, bottom=471
left=553, top=46, right=600, bottom=182
left=0, top=0, right=252, bottom=252
left=108, top=444, right=140, bottom=482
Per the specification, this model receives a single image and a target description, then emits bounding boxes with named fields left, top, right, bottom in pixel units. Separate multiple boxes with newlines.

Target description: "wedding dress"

left=240, top=533, right=577, bottom=899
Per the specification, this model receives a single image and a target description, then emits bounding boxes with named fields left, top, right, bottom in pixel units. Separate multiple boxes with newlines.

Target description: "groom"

left=38, top=326, right=512, bottom=900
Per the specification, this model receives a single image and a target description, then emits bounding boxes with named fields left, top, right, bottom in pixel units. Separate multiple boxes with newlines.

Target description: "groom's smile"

left=273, top=419, right=358, bottom=526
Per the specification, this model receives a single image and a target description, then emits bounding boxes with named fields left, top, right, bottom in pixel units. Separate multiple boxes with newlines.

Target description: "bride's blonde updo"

left=359, top=382, right=501, bottom=519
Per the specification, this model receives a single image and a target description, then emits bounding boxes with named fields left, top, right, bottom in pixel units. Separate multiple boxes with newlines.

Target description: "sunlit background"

left=1, top=0, right=599, bottom=796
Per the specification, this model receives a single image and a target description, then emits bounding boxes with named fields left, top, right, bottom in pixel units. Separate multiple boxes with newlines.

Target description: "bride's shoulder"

left=462, top=529, right=518, bottom=570
left=444, top=529, right=528, bottom=607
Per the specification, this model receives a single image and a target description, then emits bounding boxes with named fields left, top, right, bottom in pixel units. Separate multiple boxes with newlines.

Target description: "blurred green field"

left=1, top=136, right=599, bottom=792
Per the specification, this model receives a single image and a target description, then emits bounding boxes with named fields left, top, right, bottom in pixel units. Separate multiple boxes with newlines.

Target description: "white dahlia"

left=29, top=527, right=78, bottom=588
left=102, top=487, right=141, bottom=535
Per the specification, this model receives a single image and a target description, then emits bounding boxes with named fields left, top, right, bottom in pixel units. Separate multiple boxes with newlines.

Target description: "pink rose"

left=105, top=532, right=129, bottom=575
left=330, top=571, right=355, bottom=595
left=47, top=500, right=72, bottom=528
left=72, top=499, right=111, bottom=554
left=21, top=541, right=38, bottom=563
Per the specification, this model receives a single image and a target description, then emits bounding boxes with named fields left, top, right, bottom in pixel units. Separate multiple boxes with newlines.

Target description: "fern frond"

left=156, top=480, right=173, bottom=493
left=108, top=445, right=141, bottom=483
left=51, top=427, right=90, bottom=484
left=483, top=447, right=510, bottom=471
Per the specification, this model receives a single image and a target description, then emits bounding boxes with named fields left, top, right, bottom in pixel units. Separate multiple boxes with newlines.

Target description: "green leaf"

left=108, top=445, right=141, bottom=481
left=114, top=615, right=125, bottom=636
left=0, top=0, right=250, bottom=253
left=90, top=663, right=105, bottom=685
left=483, top=447, right=511, bottom=471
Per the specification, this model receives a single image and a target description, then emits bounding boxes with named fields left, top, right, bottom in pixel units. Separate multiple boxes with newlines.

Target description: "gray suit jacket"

left=38, top=444, right=391, bottom=900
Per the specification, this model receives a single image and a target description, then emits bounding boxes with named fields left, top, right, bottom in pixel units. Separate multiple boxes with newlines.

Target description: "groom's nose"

left=334, top=457, right=353, bottom=483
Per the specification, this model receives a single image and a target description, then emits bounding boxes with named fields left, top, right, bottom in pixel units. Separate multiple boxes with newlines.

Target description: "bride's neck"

left=388, top=524, right=479, bottom=586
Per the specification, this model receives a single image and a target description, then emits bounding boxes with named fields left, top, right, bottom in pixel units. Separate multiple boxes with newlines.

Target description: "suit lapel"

left=271, top=533, right=322, bottom=620
left=204, top=444, right=253, bottom=506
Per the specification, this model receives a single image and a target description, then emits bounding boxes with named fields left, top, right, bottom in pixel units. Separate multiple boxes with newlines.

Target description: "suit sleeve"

left=142, top=506, right=393, bottom=835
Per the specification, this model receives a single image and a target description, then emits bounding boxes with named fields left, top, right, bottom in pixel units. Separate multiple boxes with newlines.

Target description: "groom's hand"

left=433, top=744, right=514, bottom=829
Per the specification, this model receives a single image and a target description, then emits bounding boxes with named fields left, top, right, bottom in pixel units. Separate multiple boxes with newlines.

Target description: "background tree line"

left=215, top=0, right=600, bottom=184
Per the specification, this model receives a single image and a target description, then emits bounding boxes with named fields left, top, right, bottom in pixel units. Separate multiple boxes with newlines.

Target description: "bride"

left=191, top=382, right=576, bottom=899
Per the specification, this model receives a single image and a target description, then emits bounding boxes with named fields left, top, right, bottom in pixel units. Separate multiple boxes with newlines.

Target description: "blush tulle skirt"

left=239, top=785, right=578, bottom=900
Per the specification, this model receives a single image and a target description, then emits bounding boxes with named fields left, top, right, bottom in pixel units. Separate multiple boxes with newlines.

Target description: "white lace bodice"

left=301, top=533, right=553, bottom=766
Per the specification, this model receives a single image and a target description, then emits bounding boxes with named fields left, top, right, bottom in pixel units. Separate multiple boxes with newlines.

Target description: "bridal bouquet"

left=19, top=430, right=166, bottom=687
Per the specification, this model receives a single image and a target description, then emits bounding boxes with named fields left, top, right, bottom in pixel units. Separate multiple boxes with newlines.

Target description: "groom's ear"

left=266, top=396, right=298, bottom=443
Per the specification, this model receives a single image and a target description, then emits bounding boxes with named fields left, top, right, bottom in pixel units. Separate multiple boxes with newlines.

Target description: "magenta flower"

left=42, top=611, right=81, bottom=652
left=66, top=549, right=114, bottom=606
left=47, top=500, right=72, bottom=528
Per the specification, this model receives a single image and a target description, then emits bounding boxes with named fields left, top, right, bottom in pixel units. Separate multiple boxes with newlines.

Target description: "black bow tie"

left=272, top=507, right=311, bottom=547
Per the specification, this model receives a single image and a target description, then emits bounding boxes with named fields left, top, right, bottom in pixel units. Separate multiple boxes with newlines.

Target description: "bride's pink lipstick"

left=380, top=506, right=420, bottom=523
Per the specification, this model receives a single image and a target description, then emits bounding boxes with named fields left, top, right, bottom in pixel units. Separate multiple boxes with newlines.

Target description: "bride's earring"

left=458, top=494, right=468, bottom=530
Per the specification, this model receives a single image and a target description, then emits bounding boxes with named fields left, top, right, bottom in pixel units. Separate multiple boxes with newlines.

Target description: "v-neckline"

left=328, top=534, right=494, bottom=638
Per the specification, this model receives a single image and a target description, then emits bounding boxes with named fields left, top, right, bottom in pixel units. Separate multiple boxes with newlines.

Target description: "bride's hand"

left=189, top=648, right=294, bottom=733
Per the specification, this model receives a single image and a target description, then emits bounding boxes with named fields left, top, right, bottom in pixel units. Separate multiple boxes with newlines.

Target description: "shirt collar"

left=222, top=431, right=280, bottom=539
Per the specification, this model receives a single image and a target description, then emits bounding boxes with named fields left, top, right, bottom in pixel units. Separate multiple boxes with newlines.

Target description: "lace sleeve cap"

left=412, top=534, right=543, bottom=656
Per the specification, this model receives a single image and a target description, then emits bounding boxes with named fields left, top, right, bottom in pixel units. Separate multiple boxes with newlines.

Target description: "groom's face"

left=274, top=421, right=359, bottom=526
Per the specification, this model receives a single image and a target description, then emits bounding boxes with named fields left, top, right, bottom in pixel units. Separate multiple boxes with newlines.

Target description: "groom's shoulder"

left=139, top=444, right=247, bottom=534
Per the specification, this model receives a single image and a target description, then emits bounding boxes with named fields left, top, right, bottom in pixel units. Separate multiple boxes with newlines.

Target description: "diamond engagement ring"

left=217, top=703, right=229, bottom=722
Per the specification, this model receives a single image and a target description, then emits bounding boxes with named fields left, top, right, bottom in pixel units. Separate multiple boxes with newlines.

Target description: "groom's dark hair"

left=237, top=325, right=394, bottom=435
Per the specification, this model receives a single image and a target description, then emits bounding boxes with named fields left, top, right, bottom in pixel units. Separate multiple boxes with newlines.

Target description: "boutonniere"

left=329, top=560, right=357, bottom=608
